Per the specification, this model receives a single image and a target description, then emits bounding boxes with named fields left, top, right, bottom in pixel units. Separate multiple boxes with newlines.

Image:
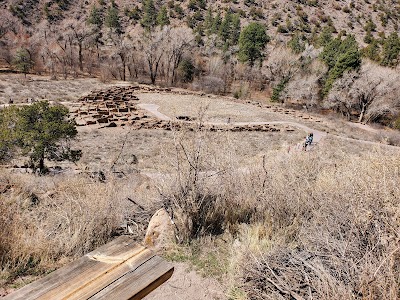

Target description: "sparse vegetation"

left=158, top=124, right=400, bottom=300
left=1, top=0, right=400, bottom=296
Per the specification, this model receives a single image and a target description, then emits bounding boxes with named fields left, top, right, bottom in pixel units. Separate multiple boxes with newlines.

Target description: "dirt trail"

left=138, top=103, right=172, bottom=121
left=139, top=103, right=327, bottom=143
left=143, top=263, right=226, bottom=300
left=139, top=103, right=400, bottom=150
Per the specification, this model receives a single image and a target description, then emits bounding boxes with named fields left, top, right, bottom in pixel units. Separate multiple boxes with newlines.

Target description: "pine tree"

left=141, top=0, right=157, bottom=30
left=317, top=26, right=333, bottom=47
left=219, top=11, right=232, bottom=43
left=230, top=14, right=241, bottom=45
left=87, top=5, right=103, bottom=27
left=288, top=33, right=305, bottom=54
left=320, top=35, right=361, bottom=96
left=197, top=0, right=206, bottom=10
left=105, top=5, right=122, bottom=34
left=0, top=102, right=81, bottom=173
left=157, top=6, right=170, bottom=27
left=204, top=8, right=213, bottom=35
left=363, top=38, right=380, bottom=62
left=364, top=30, right=373, bottom=44
left=211, top=12, right=222, bottom=34
left=238, top=22, right=269, bottom=66
left=380, top=32, right=400, bottom=67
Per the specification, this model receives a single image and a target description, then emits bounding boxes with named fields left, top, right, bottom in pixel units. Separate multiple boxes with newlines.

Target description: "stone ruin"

left=70, top=86, right=148, bottom=127
left=68, top=86, right=294, bottom=133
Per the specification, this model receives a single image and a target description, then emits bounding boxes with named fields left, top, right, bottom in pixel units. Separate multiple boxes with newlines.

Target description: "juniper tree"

left=0, top=101, right=81, bottom=173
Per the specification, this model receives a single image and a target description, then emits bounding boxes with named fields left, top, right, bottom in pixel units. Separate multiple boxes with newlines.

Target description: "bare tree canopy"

left=327, top=61, right=400, bottom=123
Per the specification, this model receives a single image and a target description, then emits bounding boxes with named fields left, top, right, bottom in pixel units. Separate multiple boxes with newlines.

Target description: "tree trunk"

left=358, top=103, right=366, bottom=123
left=39, top=155, right=45, bottom=174
left=119, top=53, right=126, bottom=81
left=122, top=61, right=126, bottom=81
left=78, top=42, right=83, bottom=72
left=150, top=71, right=156, bottom=84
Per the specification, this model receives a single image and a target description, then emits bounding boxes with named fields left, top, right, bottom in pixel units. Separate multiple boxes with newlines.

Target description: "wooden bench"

left=4, top=236, right=173, bottom=300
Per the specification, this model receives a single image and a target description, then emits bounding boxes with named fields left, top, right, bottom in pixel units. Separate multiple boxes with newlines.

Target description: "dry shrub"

left=156, top=120, right=400, bottom=299
left=98, top=62, right=114, bottom=83
left=158, top=116, right=261, bottom=242
left=239, top=144, right=400, bottom=299
left=374, top=130, right=400, bottom=146
left=192, top=76, right=225, bottom=94
left=0, top=172, right=156, bottom=282
left=159, top=126, right=228, bottom=242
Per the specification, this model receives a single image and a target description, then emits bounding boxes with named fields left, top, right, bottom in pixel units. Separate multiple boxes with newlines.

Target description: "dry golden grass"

left=157, top=131, right=400, bottom=299
left=0, top=74, right=129, bottom=104
left=0, top=170, right=159, bottom=286
left=136, top=92, right=294, bottom=123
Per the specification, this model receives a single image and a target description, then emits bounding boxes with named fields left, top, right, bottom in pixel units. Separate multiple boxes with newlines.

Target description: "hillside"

left=1, top=0, right=399, bottom=41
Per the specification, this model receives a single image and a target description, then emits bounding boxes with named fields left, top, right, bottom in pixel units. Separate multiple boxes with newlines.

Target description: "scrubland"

left=158, top=131, right=400, bottom=299
left=1, top=118, right=399, bottom=299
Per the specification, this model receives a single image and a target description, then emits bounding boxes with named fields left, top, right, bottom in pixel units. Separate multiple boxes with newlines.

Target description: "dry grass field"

left=0, top=74, right=129, bottom=104
left=1, top=76, right=400, bottom=299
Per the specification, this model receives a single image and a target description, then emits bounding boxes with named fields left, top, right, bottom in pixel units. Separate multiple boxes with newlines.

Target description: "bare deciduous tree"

left=327, top=61, right=400, bottom=123
left=262, top=46, right=300, bottom=85
left=282, top=59, right=327, bottom=106
left=137, top=27, right=170, bottom=85
left=68, top=22, right=96, bottom=72
left=0, top=15, right=14, bottom=40
left=0, top=13, right=16, bottom=66
left=164, top=27, right=194, bottom=85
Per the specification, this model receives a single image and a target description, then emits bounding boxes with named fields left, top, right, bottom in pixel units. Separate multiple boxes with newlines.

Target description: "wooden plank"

left=4, top=236, right=173, bottom=300
left=4, top=237, right=142, bottom=300
left=64, top=248, right=155, bottom=299
left=89, top=256, right=174, bottom=300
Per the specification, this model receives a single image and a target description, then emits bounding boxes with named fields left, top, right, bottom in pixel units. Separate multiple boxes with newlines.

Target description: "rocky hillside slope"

left=1, top=0, right=399, bottom=43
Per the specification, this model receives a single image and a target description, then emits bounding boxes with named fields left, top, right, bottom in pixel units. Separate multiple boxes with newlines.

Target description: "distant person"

left=8, top=98, right=13, bottom=104
left=304, top=133, right=313, bottom=151
left=308, top=133, right=314, bottom=145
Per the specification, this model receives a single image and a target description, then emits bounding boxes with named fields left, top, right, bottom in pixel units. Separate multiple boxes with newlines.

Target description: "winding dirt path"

left=138, top=103, right=400, bottom=150
left=139, top=103, right=327, bottom=143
